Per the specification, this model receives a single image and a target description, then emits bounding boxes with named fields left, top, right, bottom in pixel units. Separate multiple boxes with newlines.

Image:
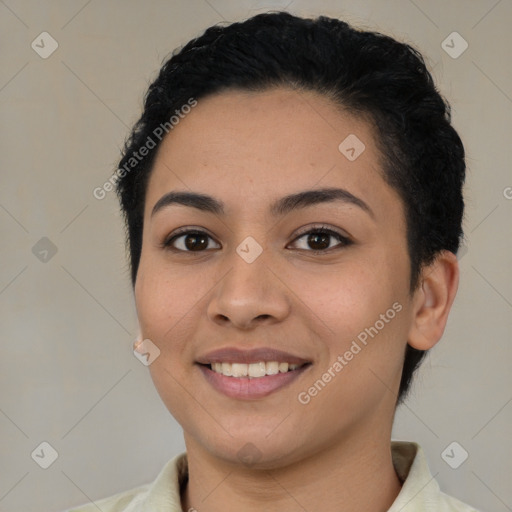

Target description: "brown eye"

left=164, top=230, right=220, bottom=252
left=290, top=227, right=352, bottom=253
left=306, top=232, right=331, bottom=251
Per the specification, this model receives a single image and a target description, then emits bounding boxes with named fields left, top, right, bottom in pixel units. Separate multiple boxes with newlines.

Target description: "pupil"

left=185, top=234, right=208, bottom=251
left=309, top=233, right=329, bottom=250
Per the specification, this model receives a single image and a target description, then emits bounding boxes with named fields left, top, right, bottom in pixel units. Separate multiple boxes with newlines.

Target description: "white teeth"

left=231, top=363, right=248, bottom=377
left=248, top=362, right=266, bottom=377
left=210, top=361, right=303, bottom=378
left=278, top=362, right=289, bottom=373
left=266, top=361, right=279, bottom=375
left=221, top=362, right=232, bottom=377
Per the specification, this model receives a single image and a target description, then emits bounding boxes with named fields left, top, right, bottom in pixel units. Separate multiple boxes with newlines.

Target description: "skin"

left=134, top=87, right=459, bottom=512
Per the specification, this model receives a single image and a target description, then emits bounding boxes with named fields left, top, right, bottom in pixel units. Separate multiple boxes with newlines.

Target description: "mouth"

left=196, top=345, right=313, bottom=400
left=202, top=361, right=307, bottom=378
left=195, top=347, right=312, bottom=399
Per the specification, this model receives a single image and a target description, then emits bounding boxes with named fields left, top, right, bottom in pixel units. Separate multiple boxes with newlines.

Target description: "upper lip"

left=196, top=347, right=311, bottom=365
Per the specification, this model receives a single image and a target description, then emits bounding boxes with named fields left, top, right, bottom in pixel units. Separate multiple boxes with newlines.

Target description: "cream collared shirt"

left=67, top=441, right=480, bottom=511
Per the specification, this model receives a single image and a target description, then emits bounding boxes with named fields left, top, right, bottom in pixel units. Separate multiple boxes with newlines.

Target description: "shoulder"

left=68, top=486, right=149, bottom=512
left=67, top=483, right=150, bottom=512
left=390, top=441, right=481, bottom=512
left=66, top=452, right=188, bottom=512
left=437, top=491, right=481, bottom=512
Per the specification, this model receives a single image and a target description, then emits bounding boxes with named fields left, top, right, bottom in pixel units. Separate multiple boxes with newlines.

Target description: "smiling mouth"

left=200, top=361, right=311, bottom=378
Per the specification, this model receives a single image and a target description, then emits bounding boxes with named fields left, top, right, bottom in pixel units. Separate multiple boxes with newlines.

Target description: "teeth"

left=248, top=362, right=266, bottom=377
left=266, top=361, right=279, bottom=375
left=221, top=362, right=232, bottom=377
left=210, top=361, right=302, bottom=378
left=231, top=363, right=248, bottom=377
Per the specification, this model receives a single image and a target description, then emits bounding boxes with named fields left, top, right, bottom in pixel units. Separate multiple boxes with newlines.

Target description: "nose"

left=206, top=243, right=291, bottom=330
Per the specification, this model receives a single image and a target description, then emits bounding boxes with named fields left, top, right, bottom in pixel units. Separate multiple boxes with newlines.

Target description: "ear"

left=407, top=250, right=459, bottom=351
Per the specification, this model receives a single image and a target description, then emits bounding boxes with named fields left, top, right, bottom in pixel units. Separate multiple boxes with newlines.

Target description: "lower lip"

left=198, top=364, right=311, bottom=400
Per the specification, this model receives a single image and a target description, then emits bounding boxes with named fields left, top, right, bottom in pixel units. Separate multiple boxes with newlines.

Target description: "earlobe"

left=407, top=251, right=460, bottom=351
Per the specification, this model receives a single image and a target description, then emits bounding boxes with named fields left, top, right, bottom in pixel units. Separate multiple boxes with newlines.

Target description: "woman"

left=71, top=11, right=478, bottom=512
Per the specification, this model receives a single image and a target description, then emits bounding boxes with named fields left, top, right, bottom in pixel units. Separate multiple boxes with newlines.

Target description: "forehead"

left=144, top=87, right=402, bottom=222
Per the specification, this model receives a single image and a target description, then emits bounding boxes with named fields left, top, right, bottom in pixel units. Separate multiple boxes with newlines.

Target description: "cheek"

left=134, top=262, right=203, bottom=420
left=293, top=260, right=410, bottom=385
left=134, top=258, right=200, bottom=353
left=294, top=262, right=399, bottom=334
left=300, top=281, right=408, bottom=415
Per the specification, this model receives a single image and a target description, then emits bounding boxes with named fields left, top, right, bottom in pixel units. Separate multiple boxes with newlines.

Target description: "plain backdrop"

left=1, top=1, right=511, bottom=511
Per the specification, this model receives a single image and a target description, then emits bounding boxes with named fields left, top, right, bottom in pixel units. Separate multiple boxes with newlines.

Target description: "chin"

left=193, top=428, right=306, bottom=470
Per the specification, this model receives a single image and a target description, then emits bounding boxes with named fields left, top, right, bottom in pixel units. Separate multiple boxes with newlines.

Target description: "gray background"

left=1, top=1, right=511, bottom=511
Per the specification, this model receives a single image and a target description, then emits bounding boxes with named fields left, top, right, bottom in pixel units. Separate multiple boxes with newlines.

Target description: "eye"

left=289, top=225, right=353, bottom=253
left=163, top=229, right=220, bottom=252
left=162, top=225, right=352, bottom=254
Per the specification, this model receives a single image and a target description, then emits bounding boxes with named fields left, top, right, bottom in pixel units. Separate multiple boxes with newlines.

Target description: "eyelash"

left=161, top=224, right=353, bottom=255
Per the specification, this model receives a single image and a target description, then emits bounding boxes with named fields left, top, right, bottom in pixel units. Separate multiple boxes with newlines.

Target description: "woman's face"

left=135, top=87, right=416, bottom=467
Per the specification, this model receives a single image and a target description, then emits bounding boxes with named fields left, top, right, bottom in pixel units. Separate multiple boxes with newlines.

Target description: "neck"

left=181, top=423, right=402, bottom=512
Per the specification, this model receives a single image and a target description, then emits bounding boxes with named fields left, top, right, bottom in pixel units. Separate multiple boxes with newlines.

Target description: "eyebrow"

left=151, top=187, right=374, bottom=219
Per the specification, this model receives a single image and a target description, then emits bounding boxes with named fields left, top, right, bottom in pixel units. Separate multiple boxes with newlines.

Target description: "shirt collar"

left=388, top=441, right=442, bottom=512
left=134, top=441, right=442, bottom=512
